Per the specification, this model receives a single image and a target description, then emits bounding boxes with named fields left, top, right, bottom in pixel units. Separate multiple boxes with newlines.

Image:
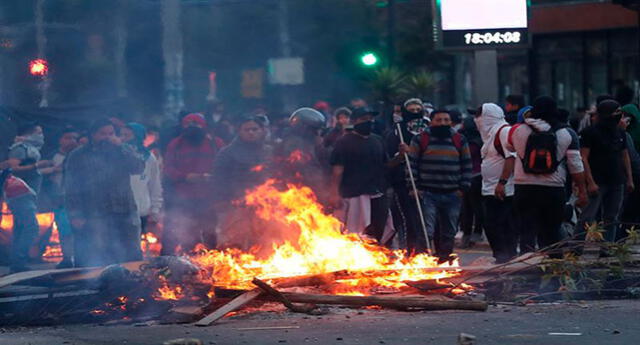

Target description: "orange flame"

left=154, top=276, right=184, bottom=301
left=250, top=165, right=265, bottom=172
left=185, top=179, right=459, bottom=297
left=286, top=150, right=309, bottom=163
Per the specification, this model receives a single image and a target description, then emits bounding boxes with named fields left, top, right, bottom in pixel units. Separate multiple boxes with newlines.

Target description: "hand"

left=627, top=180, right=635, bottom=194
left=147, top=213, right=161, bottom=224
left=576, top=191, right=589, bottom=209
left=494, top=183, right=506, bottom=201
left=71, top=218, right=86, bottom=229
left=186, top=173, right=203, bottom=183
left=408, top=189, right=423, bottom=199
left=108, top=135, right=122, bottom=146
left=328, top=193, right=342, bottom=210
left=398, top=143, right=411, bottom=155
left=455, top=190, right=464, bottom=198
left=35, top=160, right=53, bottom=168
left=587, top=182, right=599, bottom=196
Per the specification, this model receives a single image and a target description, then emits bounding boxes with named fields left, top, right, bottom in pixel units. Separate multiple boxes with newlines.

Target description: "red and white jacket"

left=3, top=174, right=35, bottom=200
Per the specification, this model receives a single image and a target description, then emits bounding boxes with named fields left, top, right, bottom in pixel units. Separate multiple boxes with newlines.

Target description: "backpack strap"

left=419, top=131, right=430, bottom=152
left=507, top=123, right=523, bottom=148
left=493, top=124, right=509, bottom=158
left=452, top=132, right=463, bottom=152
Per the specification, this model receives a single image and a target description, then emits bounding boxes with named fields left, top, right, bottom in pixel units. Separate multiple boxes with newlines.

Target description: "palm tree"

left=403, top=69, right=436, bottom=101
left=367, top=66, right=406, bottom=104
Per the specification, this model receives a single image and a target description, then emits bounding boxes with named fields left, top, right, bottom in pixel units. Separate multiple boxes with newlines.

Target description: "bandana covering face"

left=406, top=118, right=426, bottom=136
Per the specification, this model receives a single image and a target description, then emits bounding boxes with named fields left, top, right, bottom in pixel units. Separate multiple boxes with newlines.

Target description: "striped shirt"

left=408, top=127, right=472, bottom=193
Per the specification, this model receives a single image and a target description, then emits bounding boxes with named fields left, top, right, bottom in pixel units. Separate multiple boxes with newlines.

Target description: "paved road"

left=1, top=300, right=638, bottom=345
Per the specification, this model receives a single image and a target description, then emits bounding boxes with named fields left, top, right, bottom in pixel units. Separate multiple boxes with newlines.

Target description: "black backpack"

left=522, top=125, right=562, bottom=174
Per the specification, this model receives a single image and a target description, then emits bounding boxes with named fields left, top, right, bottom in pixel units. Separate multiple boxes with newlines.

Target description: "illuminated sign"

left=434, top=0, right=529, bottom=50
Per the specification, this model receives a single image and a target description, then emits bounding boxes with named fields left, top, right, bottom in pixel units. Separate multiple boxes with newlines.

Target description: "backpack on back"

left=522, top=126, right=560, bottom=174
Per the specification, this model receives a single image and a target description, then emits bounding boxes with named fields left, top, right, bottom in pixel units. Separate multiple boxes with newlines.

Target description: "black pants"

left=391, top=184, right=425, bottom=253
left=363, top=195, right=391, bottom=245
left=461, top=175, right=484, bottom=237
left=483, top=196, right=517, bottom=263
left=514, top=185, right=565, bottom=255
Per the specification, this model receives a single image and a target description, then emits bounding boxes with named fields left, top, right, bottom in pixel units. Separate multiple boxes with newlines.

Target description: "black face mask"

left=183, top=126, right=206, bottom=144
left=353, top=121, right=374, bottom=136
left=430, top=125, right=452, bottom=138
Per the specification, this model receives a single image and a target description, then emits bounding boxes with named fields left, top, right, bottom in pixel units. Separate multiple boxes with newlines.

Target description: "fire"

left=42, top=223, right=63, bottom=262
left=250, top=165, right=265, bottom=172
left=29, top=58, right=48, bottom=76
left=286, top=150, right=310, bottom=163
left=154, top=276, right=184, bottom=301
left=187, top=179, right=459, bottom=296
left=141, top=232, right=162, bottom=257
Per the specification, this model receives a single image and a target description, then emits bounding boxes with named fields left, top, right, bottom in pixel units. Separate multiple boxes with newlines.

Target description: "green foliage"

left=402, top=69, right=436, bottom=100
left=367, top=67, right=407, bottom=103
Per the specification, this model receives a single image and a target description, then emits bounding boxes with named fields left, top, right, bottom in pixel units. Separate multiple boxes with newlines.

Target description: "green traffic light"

left=360, top=52, right=378, bottom=66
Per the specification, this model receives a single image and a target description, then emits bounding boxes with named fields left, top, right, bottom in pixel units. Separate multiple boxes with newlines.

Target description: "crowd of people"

left=1, top=91, right=640, bottom=273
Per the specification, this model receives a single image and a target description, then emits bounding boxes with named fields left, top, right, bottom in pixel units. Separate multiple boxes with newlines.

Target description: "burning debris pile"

left=1, top=180, right=640, bottom=326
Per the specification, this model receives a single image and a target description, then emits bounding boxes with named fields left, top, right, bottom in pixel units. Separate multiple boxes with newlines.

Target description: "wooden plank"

left=194, top=288, right=263, bottom=326
left=278, top=292, right=488, bottom=311
left=0, top=267, right=91, bottom=289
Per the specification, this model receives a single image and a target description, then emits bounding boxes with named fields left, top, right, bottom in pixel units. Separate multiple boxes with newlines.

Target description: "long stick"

left=395, top=122, right=432, bottom=252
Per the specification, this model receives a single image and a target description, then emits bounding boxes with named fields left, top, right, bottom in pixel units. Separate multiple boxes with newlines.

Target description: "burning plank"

left=194, top=288, right=263, bottom=326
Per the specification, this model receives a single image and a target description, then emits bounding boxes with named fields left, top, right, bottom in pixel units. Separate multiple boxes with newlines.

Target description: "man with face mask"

left=213, top=116, right=275, bottom=251
left=474, top=103, right=517, bottom=263
left=64, top=118, right=145, bottom=267
left=385, top=98, right=428, bottom=253
left=330, top=107, right=395, bottom=245
left=7, top=123, right=52, bottom=194
left=399, top=110, right=472, bottom=263
left=577, top=100, right=634, bottom=244
left=162, top=113, right=219, bottom=255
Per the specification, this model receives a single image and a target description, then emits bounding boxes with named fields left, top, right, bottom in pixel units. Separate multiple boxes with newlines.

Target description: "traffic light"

left=360, top=52, right=379, bottom=67
left=29, top=58, right=48, bottom=76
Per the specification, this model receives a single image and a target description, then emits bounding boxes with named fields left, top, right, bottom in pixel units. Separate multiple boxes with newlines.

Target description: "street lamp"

left=360, top=52, right=379, bottom=67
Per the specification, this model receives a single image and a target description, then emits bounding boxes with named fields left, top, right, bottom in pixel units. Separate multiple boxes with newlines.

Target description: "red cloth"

left=3, top=175, right=34, bottom=199
left=163, top=136, right=217, bottom=200
left=181, top=113, right=207, bottom=128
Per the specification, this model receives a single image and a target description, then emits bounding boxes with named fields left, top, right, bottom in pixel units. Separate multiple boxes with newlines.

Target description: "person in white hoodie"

left=474, top=103, right=518, bottom=263
left=120, top=123, right=163, bottom=233
left=506, top=96, right=588, bottom=256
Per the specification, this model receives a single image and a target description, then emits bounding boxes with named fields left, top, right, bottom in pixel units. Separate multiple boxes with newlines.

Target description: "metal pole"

left=395, top=122, right=432, bottom=253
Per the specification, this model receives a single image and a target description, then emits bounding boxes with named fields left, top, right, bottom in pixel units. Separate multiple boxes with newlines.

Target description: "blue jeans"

left=8, top=194, right=39, bottom=271
left=422, top=191, right=462, bottom=260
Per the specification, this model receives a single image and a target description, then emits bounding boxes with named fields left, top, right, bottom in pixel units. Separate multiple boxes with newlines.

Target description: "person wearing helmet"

left=275, top=107, right=331, bottom=203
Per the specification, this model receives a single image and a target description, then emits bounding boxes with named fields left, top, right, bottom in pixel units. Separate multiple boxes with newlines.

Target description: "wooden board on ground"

left=195, top=288, right=263, bottom=326
left=0, top=267, right=93, bottom=289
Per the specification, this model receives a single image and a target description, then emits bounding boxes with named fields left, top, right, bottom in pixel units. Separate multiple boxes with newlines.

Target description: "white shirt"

left=507, top=119, right=584, bottom=187
left=481, top=126, right=516, bottom=196
left=130, top=154, right=163, bottom=217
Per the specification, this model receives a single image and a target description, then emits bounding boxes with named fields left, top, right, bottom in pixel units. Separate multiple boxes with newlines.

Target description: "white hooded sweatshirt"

left=475, top=103, right=516, bottom=196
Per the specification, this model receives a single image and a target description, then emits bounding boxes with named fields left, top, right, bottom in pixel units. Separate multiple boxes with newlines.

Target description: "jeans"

left=483, top=196, right=517, bottom=263
left=423, top=191, right=462, bottom=260
left=576, top=184, right=625, bottom=242
left=514, top=185, right=565, bottom=255
left=54, top=208, right=74, bottom=263
left=8, top=194, right=39, bottom=271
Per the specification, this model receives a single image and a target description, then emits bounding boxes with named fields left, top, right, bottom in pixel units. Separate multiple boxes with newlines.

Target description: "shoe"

left=460, top=235, right=474, bottom=249
left=56, top=259, right=74, bottom=269
left=470, top=232, right=484, bottom=243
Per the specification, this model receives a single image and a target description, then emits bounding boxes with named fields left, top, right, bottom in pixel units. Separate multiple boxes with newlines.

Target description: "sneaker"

left=56, top=259, right=74, bottom=269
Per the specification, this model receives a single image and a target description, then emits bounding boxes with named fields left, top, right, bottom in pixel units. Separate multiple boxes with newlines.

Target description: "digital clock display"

left=434, top=0, right=529, bottom=50
left=464, top=31, right=522, bottom=45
